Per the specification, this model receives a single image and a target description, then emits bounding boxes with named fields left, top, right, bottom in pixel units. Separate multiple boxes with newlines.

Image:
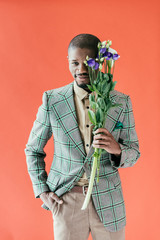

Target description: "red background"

left=0, top=0, right=160, bottom=239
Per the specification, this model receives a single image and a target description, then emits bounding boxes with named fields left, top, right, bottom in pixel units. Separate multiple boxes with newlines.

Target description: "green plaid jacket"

left=25, top=81, right=140, bottom=232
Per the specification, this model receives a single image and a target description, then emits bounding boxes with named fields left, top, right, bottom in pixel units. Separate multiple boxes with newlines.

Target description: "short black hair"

left=68, top=33, right=100, bottom=57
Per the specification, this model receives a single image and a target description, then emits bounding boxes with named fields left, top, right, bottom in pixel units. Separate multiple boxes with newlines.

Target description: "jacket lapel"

left=51, top=82, right=86, bottom=158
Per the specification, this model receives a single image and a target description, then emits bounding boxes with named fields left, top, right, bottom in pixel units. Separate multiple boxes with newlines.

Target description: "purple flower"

left=87, top=58, right=96, bottom=67
left=87, top=58, right=99, bottom=70
left=112, top=54, right=120, bottom=60
left=94, top=62, right=99, bottom=70
left=100, top=48, right=107, bottom=54
left=103, top=52, right=113, bottom=60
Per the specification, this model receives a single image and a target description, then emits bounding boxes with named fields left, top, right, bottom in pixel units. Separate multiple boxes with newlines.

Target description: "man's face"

left=68, top=47, right=95, bottom=90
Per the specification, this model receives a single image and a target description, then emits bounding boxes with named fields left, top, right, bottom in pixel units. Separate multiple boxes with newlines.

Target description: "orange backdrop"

left=0, top=0, right=160, bottom=239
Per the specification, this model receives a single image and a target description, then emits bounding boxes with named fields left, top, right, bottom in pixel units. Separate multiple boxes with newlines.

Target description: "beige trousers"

left=51, top=191, right=125, bottom=240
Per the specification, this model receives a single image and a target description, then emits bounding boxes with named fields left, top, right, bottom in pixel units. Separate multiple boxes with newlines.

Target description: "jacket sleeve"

left=25, top=92, right=52, bottom=198
left=110, top=95, right=140, bottom=168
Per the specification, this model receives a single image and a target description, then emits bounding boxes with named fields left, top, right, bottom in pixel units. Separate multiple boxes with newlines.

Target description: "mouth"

left=78, top=76, right=89, bottom=80
left=75, top=74, right=89, bottom=80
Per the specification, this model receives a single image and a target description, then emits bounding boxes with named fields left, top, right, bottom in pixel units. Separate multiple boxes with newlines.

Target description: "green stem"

left=112, top=61, right=115, bottom=76
left=82, top=117, right=108, bottom=209
left=81, top=148, right=98, bottom=210
left=104, top=59, right=106, bottom=74
left=88, top=67, right=92, bottom=85
left=96, top=157, right=100, bottom=182
left=100, top=71, right=102, bottom=81
left=93, top=69, right=96, bottom=82
left=96, top=148, right=102, bottom=183
left=96, top=118, right=107, bottom=183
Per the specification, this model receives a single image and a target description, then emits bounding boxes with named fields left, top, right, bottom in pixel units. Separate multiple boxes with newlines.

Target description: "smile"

left=76, top=75, right=89, bottom=79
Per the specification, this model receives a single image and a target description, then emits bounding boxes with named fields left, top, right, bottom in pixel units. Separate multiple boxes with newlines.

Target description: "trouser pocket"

left=51, top=201, right=60, bottom=217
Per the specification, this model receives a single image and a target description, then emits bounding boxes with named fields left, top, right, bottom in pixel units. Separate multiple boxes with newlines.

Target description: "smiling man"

left=68, top=46, right=95, bottom=91
left=25, top=34, right=140, bottom=240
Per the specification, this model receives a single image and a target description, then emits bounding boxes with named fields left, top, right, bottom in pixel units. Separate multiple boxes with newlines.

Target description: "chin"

left=75, top=80, right=88, bottom=90
left=76, top=78, right=90, bottom=85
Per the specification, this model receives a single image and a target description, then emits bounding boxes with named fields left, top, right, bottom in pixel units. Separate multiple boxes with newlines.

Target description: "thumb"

left=49, top=192, right=63, bottom=204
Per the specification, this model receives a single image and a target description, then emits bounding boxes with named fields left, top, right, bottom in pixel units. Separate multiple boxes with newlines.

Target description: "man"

left=25, top=34, right=140, bottom=240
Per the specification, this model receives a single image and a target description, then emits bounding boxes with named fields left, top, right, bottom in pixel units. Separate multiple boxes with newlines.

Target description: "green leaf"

left=97, top=122, right=103, bottom=128
left=97, top=97, right=106, bottom=111
left=89, top=94, right=95, bottom=102
left=96, top=108, right=104, bottom=122
left=93, top=85, right=101, bottom=96
left=88, top=110, right=96, bottom=125
left=97, top=82, right=102, bottom=92
left=101, top=80, right=108, bottom=91
left=108, top=73, right=113, bottom=82
left=95, top=109, right=100, bottom=122
left=87, top=84, right=94, bottom=92
left=93, top=80, right=97, bottom=85
left=102, top=81, right=111, bottom=94
left=90, top=101, right=98, bottom=110
left=96, top=71, right=101, bottom=82
left=110, top=81, right=117, bottom=91
left=103, top=73, right=109, bottom=81
left=93, top=125, right=98, bottom=132
left=103, top=98, right=113, bottom=112
left=93, top=151, right=99, bottom=158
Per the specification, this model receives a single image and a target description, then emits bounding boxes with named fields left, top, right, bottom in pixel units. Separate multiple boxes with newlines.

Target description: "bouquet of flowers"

left=81, top=40, right=120, bottom=210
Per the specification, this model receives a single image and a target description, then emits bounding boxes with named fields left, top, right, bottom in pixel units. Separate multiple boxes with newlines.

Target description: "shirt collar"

left=73, top=80, right=89, bottom=100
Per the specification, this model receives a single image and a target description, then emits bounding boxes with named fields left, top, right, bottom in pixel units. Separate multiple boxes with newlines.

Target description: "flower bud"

left=101, top=41, right=106, bottom=47
left=98, top=42, right=101, bottom=48
left=84, top=60, right=88, bottom=66
left=99, top=63, right=103, bottom=70
left=107, top=40, right=112, bottom=46
left=100, top=57, right=104, bottom=62
left=106, top=43, right=109, bottom=48
left=86, top=55, right=89, bottom=60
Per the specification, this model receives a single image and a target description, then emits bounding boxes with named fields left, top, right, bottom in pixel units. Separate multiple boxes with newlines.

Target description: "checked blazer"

left=25, top=81, right=140, bottom=232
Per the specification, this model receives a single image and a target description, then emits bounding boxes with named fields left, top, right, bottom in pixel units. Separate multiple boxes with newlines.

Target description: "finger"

left=94, top=134, right=108, bottom=140
left=94, top=128, right=110, bottom=135
left=49, top=193, right=63, bottom=204
left=92, top=143, right=107, bottom=149
left=93, top=139, right=110, bottom=146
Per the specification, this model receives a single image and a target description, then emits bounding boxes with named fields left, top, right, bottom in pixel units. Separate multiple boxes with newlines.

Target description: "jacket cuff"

left=110, top=144, right=126, bottom=168
left=34, top=184, right=50, bottom=198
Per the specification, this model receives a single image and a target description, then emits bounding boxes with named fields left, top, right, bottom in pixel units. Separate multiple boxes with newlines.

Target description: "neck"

left=75, top=80, right=92, bottom=93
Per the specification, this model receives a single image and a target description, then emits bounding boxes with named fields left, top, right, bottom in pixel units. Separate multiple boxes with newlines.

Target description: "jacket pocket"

left=107, top=172, right=122, bottom=189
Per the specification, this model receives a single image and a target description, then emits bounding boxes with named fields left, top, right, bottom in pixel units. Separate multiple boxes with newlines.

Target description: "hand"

left=40, top=191, right=63, bottom=210
left=92, top=128, right=121, bottom=156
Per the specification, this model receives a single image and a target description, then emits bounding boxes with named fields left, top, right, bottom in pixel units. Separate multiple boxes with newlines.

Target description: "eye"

left=72, top=62, right=79, bottom=66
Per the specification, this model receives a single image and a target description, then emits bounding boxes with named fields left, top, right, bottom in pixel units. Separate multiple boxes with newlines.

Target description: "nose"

left=78, top=63, right=88, bottom=73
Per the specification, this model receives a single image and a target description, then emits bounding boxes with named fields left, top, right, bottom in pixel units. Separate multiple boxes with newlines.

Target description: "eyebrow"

left=68, top=59, right=78, bottom=62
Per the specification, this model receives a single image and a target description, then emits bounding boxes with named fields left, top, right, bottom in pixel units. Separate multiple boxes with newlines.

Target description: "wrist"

left=114, top=151, right=121, bottom=158
left=114, top=144, right=122, bottom=157
left=40, top=191, right=49, bottom=198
